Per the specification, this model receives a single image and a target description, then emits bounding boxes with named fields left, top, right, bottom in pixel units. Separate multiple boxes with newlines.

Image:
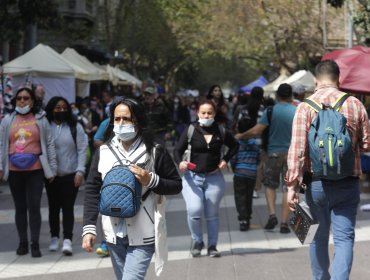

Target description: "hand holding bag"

left=289, top=201, right=319, bottom=245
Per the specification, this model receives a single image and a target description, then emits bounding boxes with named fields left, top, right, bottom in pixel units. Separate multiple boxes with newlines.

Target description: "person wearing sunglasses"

left=0, top=85, right=57, bottom=257
left=82, top=97, right=182, bottom=280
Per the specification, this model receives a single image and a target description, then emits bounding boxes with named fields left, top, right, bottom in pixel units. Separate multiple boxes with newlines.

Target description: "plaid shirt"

left=285, top=85, right=370, bottom=188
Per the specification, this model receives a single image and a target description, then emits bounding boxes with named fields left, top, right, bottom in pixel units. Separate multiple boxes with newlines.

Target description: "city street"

left=0, top=172, right=370, bottom=280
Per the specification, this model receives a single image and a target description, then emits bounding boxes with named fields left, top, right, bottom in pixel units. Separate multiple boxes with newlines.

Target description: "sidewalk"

left=1, top=172, right=370, bottom=280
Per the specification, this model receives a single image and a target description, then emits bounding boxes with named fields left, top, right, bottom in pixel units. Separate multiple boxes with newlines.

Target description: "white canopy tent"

left=61, top=48, right=109, bottom=81
left=106, top=65, right=142, bottom=87
left=274, top=70, right=315, bottom=92
left=263, top=73, right=289, bottom=98
left=61, top=48, right=110, bottom=98
left=3, top=43, right=76, bottom=104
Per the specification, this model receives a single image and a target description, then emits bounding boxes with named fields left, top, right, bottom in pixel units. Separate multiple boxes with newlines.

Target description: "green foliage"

left=354, top=0, right=370, bottom=46
left=175, top=55, right=253, bottom=94
left=101, top=0, right=186, bottom=82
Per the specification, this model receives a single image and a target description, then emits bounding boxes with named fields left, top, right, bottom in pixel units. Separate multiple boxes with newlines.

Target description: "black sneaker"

left=239, top=220, right=250, bottom=231
left=207, top=245, right=221, bottom=258
left=191, top=241, right=204, bottom=257
left=16, top=241, right=29, bottom=255
left=280, top=223, right=291, bottom=234
left=31, top=243, right=42, bottom=258
left=264, top=215, right=278, bottom=230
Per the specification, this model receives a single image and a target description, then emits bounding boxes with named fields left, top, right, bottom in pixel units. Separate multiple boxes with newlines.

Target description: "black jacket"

left=174, top=123, right=239, bottom=173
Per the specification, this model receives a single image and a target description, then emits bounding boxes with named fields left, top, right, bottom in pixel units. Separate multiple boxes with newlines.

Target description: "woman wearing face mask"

left=174, top=100, right=239, bottom=258
left=44, top=97, right=88, bottom=256
left=82, top=97, right=182, bottom=280
left=0, top=85, right=57, bottom=257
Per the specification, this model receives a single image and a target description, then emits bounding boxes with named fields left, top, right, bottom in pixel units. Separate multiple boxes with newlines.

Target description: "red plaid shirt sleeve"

left=285, top=86, right=370, bottom=189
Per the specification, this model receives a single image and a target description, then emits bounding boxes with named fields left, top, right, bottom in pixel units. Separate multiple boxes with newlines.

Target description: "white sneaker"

left=253, top=190, right=259, bottom=199
left=62, top=239, right=72, bottom=256
left=49, top=237, right=59, bottom=252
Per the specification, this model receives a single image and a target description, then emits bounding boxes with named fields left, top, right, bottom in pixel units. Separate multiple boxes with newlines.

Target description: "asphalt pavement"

left=1, top=171, right=370, bottom=280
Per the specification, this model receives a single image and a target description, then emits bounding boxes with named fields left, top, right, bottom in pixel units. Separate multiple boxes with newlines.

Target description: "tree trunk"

left=24, top=23, right=37, bottom=51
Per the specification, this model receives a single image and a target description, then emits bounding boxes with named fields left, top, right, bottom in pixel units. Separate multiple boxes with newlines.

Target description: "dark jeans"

left=45, top=174, right=78, bottom=240
left=8, top=170, right=44, bottom=243
left=233, top=175, right=255, bottom=221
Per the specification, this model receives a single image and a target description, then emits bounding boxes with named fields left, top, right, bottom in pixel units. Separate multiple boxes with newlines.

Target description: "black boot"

left=16, top=241, right=29, bottom=255
left=31, top=242, right=42, bottom=258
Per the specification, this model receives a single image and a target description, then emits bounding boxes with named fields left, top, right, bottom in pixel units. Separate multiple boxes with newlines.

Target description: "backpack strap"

left=69, top=124, right=77, bottom=145
left=106, top=142, right=124, bottom=166
left=332, top=93, right=349, bottom=112
left=184, top=124, right=195, bottom=162
left=266, top=106, right=273, bottom=125
left=130, top=149, right=148, bottom=165
left=107, top=142, right=147, bottom=166
left=304, top=98, right=322, bottom=113
left=187, top=124, right=195, bottom=144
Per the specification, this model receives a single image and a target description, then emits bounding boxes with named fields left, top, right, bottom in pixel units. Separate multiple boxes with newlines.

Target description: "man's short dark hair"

left=276, top=83, right=292, bottom=99
left=315, top=60, right=340, bottom=82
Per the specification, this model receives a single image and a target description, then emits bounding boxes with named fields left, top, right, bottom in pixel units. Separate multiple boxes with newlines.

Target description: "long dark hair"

left=45, top=96, right=77, bottom=127
left=11, top=86, right=41, bottom=114
left=206, top=84, right=226, bottom=107
left=104, top=97, right=155, bottom=153
left=247, top=87, right=264, bottom=121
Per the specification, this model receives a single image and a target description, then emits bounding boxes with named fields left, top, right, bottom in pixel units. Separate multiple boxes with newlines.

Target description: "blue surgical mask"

left=113, top=124, right=137, bottom=141
left=198, top=118, right=215, bottom=127
left=15, top=105, right=31, bottom=115
left=72, top=109, right=80, bottom=116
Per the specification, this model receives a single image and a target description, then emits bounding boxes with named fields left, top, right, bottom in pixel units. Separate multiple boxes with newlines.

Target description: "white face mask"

left=15, top=105, right=31, bottom=115
left=113, top=124, right=137, bottom=142
left=198, top=118, right=215, bottom=127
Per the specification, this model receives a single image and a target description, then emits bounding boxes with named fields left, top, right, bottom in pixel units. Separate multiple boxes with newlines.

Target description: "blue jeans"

left=107, top=236, right=155, bottom=280
left=182, top=170, right=225, bottom=247
left=306, top=177, right=360, bottom=280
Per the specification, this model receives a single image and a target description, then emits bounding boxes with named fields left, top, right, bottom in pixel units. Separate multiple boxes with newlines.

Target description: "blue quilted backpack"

left=305, top=93, right=355, bottom=180
left=99, top=143, right=149, bottom=218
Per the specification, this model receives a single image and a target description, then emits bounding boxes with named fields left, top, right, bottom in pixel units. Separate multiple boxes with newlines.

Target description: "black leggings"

left=45, top=174, right=78, bottom=240
left=9, top=170, right=44, bottom=243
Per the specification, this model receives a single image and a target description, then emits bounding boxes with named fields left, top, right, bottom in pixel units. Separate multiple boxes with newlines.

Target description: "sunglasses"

left=16, top=96, right=31, bottom=101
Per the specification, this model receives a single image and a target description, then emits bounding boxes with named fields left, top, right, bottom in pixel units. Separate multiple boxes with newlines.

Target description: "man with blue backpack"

left=286, top=60, right=370, bottom=280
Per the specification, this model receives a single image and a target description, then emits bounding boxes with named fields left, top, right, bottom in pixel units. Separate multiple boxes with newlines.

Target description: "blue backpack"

left=305, top=93, right=354, bottom=180
left=99, top=143, right=149, bottom=218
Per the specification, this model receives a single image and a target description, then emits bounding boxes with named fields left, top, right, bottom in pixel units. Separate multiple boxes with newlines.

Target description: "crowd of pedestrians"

left=0, top=60, right=369, bottom=280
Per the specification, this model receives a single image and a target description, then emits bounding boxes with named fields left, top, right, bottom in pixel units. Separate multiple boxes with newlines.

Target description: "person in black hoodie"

left=174, top=100, right=239, bottom=258
left=82, top=97, right=182, bottom=280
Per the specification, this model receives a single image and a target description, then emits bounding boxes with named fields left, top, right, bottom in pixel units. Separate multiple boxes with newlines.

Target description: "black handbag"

left=289, top=201, right=319, bottom=245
